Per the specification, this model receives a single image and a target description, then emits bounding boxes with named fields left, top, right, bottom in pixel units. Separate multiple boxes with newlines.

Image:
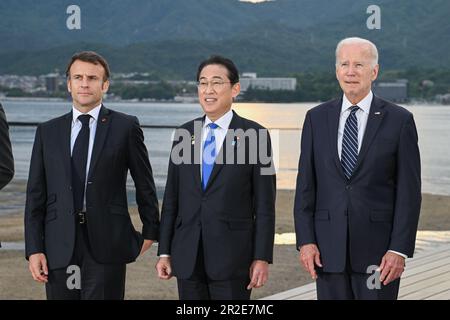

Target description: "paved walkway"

left=263, top=231, right=450, bottom=300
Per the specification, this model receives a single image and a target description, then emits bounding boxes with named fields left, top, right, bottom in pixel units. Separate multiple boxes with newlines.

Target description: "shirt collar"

left=341, top=91, right=373, bottom=115
left=203, top=108, right=233, bottom=130
left=72, top=104, right=102, bottom=124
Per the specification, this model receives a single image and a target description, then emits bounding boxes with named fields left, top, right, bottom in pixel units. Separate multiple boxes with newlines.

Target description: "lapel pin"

left=232, top=136, right=240, bottom=147
left=101, top=117, right=107, bottom=122
left=374, top=112, right=381, bottom=115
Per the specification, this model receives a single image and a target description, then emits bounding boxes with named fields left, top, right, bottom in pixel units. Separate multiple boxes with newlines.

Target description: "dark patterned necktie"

left=72, top=114, right=91, bottom=212
left=341, top=106, right=359, bottom=179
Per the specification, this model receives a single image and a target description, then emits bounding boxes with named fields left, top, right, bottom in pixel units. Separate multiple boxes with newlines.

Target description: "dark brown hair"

left=65, top=51, right=110, bottom=81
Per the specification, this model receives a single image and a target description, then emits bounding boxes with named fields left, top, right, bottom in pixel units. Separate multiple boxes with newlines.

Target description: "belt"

left=77, top=212, right=87, bottom=224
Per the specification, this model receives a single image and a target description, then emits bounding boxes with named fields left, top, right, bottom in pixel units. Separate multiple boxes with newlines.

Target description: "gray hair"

left=335, top=37, right=379, bottom=67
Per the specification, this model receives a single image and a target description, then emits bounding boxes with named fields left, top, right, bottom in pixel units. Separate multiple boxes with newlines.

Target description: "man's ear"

left=232, top=82, right=241, bottom=98
left=102, top=79, right=110, bottom=93
left=372, top=64, right=380, bottom=81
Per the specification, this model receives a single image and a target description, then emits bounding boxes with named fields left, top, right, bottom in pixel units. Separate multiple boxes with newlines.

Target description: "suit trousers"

left=177, top=234, right=251, bottom=300
left=45, top=218, right=126, bottom=300
left=316, top=226, right=400, bottom=300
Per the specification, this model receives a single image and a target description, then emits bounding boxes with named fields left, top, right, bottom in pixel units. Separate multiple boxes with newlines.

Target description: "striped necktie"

left=341, top=106, right=359, bottom=179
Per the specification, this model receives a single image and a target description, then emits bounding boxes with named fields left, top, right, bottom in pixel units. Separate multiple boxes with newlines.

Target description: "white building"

left=240, top=73, right=297, bottom=91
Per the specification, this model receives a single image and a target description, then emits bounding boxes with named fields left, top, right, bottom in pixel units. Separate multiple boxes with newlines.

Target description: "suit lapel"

left=60, top=111, right=73, bottom=184
left=327, top=98, right=346, bottom=180
left=87, top=105, right=111, bottom=179
left=351, top=96, right=385, bottom=177
left=203, top=110, right=242, bottom=192
left=190, top=117, right=203, bottom=191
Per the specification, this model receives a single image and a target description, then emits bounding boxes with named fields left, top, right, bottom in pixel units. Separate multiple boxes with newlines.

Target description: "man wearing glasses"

left=156, top=55, right=276, bottom=300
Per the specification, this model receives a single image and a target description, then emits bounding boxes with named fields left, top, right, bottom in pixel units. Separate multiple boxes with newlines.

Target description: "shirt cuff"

left=159, top=254, right=171, bottom=258
left=388, top=250, right=407, bottom=259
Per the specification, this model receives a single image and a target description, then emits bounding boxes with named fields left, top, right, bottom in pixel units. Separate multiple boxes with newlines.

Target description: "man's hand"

left=139, top=239, right=154, bottom=256
left=378, top=251, right=405, bottom=285
left=155, top=257, right=173, bottom=280
left=299, top=244, right=322, bottom=280
left=247, top=260, right=269, bottom=290
left=29, top=253, right=48, bottom=283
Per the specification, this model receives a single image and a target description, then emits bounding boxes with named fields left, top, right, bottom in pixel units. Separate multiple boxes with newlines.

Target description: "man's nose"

left=346, top=66, right=357, bottom=75
left=81, top=77, right=89, bottom=87
left=205, top=83, right=215, bottom=93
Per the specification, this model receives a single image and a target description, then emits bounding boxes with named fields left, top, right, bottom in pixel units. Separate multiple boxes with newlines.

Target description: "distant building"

left=372, top=79, right=408, bottom=103
left=240, top=73, right=297, bottom=91
left=436, top=93, right=450, bottom=105
left=44, top=73, right=60, bottom=93
left=174, top=94, right=198, bottom=103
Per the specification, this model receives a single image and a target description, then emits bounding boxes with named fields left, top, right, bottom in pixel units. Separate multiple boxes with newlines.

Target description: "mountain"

left=0, top=0, right=449, bottom=77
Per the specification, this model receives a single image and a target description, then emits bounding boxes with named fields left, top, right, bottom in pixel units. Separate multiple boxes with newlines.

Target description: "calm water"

left=2, top=100, right=449, bottom=202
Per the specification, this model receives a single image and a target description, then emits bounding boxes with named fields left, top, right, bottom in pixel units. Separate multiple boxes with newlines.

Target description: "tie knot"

left=350, top=106, right=359, bottom=114
left=208, top=123, right=219, bottom=130
left=78, top=114, right=91, bottom=127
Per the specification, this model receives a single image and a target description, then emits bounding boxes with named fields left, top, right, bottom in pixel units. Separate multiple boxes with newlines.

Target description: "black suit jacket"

left=158, top=111, right=276, bottom=280
left=0, top=103, right=14, bottom=248
left=294, top=95, right=421, bottom=273
left=25, top=106, right=159, bottom=270
left=0, top=103, right=14, bottom=190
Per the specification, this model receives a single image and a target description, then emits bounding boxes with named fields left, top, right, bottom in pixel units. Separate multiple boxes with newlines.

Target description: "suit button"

left=346, top=185, right=352, bottom=190
left=197, top=221, right=201, bottom=226
left=69, top=186, right=72, bottom=190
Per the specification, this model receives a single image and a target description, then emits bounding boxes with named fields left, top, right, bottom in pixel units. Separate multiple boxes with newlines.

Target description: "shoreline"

left=3, top=96, right=449, bottom=106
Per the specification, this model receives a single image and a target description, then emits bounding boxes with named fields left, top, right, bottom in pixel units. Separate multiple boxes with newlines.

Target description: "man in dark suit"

left=24, top=51, right=159, bottom=299
left=294, top=37, right=421, bottom=300
left=0, top=102, right=14, bottom=248
left=0, top=103, right=14, bottom=190
left=156, top=55, right=276, bottom=300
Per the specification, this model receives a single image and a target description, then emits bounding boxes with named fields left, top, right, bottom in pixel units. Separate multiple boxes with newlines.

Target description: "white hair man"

left=294, top=37, right=421, bottom=299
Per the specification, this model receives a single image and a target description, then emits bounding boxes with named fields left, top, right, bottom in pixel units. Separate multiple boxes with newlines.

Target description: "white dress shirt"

left=71, top=104, right=101, bottom=211
left=200, top=109, right=234, bottom=178
left=337, top=91, right=372, bottom=160
left=337, top=91, right=407, bottom=259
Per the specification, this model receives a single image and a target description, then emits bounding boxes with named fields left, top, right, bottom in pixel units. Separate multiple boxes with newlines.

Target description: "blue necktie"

left=341, top=106, right=359, bottom=179
left=72, top=114, right=91, bottom=212
left=202, top=123, right=219, bottom=190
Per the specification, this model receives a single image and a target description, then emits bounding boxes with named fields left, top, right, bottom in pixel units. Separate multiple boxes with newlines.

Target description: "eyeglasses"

left=197, top=80, right=232, bottom=91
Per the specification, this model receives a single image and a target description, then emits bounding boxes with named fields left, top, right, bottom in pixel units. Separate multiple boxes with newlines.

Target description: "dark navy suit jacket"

left=158, top=111, right=276, bottom=280
left=294, top=95, right=421, bottom=273
left=25, top=106, right=160, bottom=270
